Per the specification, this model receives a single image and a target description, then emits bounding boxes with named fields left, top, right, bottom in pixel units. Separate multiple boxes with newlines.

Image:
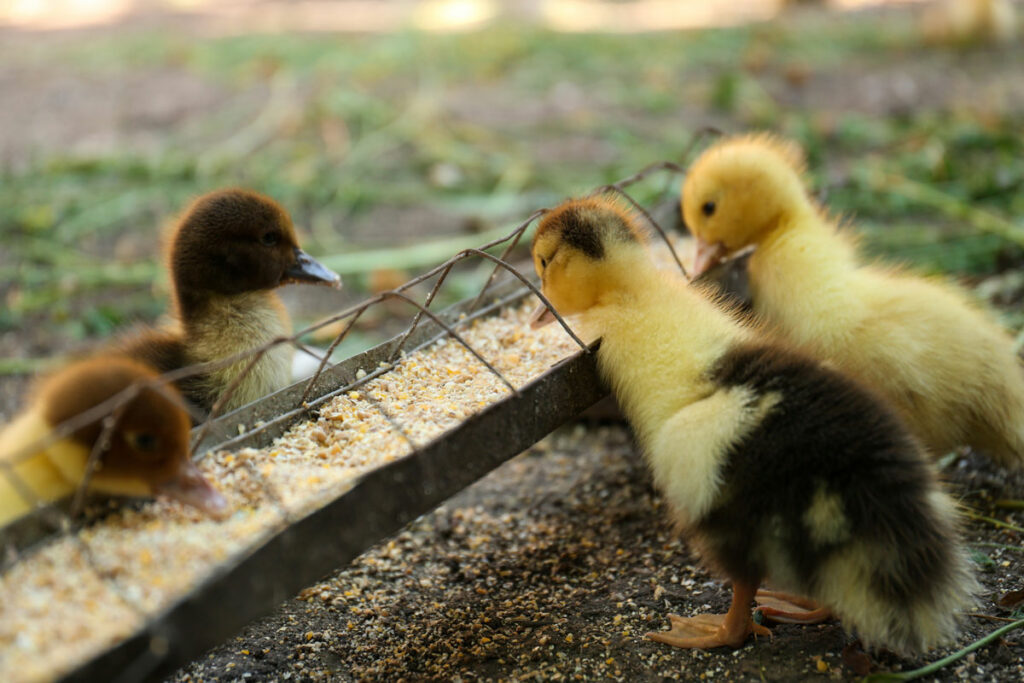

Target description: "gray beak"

left=154, top=460, right=231, bottom=519
left=529, top=302, right=557, bottom=329
left=283, top=248, right=342, bottom=288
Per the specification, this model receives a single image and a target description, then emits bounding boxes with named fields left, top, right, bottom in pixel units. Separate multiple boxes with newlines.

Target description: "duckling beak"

left=529, top=302, right=557, bottom=329
left=692, top=239, right=727, bottom=278
left=154, top=460, right=231, bottom=519
left=283, top=248, right=342, bottom=288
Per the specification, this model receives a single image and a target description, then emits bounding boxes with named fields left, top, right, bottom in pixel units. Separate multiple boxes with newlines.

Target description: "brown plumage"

left=531, top=196, right=977, bottom=654
left=0, top=356, right=228, bottom=526
left=118, top=189, right=341, bottom=414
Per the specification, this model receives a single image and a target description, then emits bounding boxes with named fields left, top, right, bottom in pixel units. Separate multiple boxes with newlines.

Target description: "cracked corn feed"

left=0, top=299, right=580, bottom=683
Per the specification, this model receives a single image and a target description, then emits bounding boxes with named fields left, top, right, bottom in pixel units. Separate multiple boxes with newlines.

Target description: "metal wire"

left=0, top=158, right=699, bottom=680
left=1, top=157, right=692, bottom=533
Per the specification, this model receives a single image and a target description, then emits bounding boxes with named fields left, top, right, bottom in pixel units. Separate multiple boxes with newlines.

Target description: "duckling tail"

left=819, top=487, right=979, bottom=655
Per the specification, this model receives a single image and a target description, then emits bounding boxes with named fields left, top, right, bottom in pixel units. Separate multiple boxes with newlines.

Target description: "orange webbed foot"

left=646, top=612, right=771, bottom=649
left=754, top=589, right=833, bottom=624
left=646, top=581, right=772, bottom=650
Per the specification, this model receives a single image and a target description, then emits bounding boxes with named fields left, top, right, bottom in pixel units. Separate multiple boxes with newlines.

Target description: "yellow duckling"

left=530, top=197, right=976, bottom=653
left=682, top=133, right=1024, bottom=469
left=1, top=355, right=229, bottom=527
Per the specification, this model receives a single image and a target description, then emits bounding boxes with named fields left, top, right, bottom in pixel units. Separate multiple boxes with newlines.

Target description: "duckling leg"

left=646, top=581, right=771, bottom=649
left=754, top=590, right=832, bottom=624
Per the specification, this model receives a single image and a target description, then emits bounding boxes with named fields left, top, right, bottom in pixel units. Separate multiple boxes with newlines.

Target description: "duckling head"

left=529, top=197, right=648, bottom=328
left=170, top=189, right=341, bottom=309
left=39, top=357, right=229, bottom=517
left=682, top=134, right=811, bottom=276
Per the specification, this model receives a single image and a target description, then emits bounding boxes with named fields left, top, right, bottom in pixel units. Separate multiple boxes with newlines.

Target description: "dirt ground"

left=2, top=2, right=1024, bottom=681
left=169, top=427, right=1024, bottom=682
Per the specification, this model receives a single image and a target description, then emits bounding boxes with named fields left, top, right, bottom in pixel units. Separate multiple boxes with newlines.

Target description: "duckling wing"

left=117, top=330, right=187, bottom=374
left=692, top=343, right=976, bottom=654
left=116, top=331, right=208, bottom=415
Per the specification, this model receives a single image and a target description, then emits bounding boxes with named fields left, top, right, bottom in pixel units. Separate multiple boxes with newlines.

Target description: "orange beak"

left=154, top=460, right=231, bottom=519
left=529, top=301, right=557, bottom=329
left=692, top=239, right=727, bottom=278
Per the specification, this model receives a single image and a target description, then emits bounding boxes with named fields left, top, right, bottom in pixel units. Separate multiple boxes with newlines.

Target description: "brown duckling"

left=530, top=197, right=977, bottom=654
left=120, top=189, right=341, bottom=414
left=0, top=355, right=229, bottom=527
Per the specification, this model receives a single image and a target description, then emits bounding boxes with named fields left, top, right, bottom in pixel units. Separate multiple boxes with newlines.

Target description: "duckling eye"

left=130, top=432, right=159, bottom=453
left=539, top=256, right=548, bottom=269
left=701, top=201, right=716, bottom=217
left=260, top=231, right=281, bottom=247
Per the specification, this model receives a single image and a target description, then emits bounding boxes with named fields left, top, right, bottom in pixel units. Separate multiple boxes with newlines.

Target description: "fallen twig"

left=864, top=618, right=1024, bottom=681
left=962, top=509, right=1024, bottom=534
left=971, top=541, right=1024, bottom=554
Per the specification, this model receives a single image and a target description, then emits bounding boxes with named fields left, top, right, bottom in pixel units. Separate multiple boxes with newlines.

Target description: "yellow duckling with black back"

left=530, top=197, right=977, bottom=653
left=682, top=134, right=1024, bottom=470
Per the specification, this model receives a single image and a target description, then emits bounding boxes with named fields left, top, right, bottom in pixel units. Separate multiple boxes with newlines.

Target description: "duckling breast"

left=186, top=291, right=294, bottom=412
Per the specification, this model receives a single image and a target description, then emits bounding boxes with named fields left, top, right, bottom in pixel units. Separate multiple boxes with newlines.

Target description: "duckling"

left=682, top=134, right=1024, bottom=469
left=119, top=189, right=341, bottom=414
left=530, top=197, right=976, bottom=653
left=0, top=356, right=229, bottom=527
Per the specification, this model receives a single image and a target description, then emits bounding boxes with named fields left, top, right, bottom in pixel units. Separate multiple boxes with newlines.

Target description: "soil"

left=170, top=427, right=1024, bottom=682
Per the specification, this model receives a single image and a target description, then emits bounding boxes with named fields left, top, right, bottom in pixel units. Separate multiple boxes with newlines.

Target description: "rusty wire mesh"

left=0, top=133, right=715, bottom=681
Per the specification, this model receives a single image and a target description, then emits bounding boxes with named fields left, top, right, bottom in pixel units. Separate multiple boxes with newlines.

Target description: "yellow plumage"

left=0, top=356, right=228, bottom=528
left=0, top=407, right=152, bottom=527
left=532, top=196, right=977, bottom=654
left=683, top=133, right=1024, bottom=468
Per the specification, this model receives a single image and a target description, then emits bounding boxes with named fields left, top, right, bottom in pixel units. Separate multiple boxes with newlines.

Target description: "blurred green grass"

left=2, top=12, right=1023, bottom=357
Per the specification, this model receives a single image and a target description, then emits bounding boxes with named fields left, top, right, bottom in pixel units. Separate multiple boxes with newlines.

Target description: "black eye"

left=701, top=201, right=716, bottom=217
left=261, top=231, right=280, bottom=247
left=539, top=256, right=548, bottom=268
left=131, top=432, right=159, bottom=453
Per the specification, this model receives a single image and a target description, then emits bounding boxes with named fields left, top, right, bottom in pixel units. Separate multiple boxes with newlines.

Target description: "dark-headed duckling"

left=682, top=134, right=1024, bottom=469
left=1, top=356, right=228, bottom=526
left=530, top=197, right=977, bottom=654
left=120, top=189, right=341, bottom=413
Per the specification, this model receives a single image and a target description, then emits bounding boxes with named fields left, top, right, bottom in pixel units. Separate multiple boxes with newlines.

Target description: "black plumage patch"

left=691, top=344, right=956, bottom=610
left=558, top=205, right=607, bottom=259
left=549, top=201, right=641, bottom=260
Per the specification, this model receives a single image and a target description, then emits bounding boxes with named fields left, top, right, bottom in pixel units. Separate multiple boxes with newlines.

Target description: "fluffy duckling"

left=530, top=197, right=976, bottom=653
left=0, top=356, right=229, bottom=527
left=120, top=189, right=341, bottom=413
left=682, top=134, right=1024, bottom=469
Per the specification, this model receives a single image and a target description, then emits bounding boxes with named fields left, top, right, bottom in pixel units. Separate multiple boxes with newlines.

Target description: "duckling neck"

left=179, top=290, right=294, bottom=411
left=583, top=267, right=745, bottom=440
left=750, top=211, right=864, bottom=343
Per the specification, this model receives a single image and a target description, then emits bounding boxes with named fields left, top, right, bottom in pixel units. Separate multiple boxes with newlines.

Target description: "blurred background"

left=1, top=0, right=1023, bottom=418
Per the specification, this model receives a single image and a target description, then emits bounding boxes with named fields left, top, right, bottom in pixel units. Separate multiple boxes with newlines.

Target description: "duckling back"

left=691, top=134, right=1024, bottom=469
left=698, top=344, right=977, bottom=653
left=0, top=409, right=73, bottom=525
left=830, top=267, right=1024, bottom=468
